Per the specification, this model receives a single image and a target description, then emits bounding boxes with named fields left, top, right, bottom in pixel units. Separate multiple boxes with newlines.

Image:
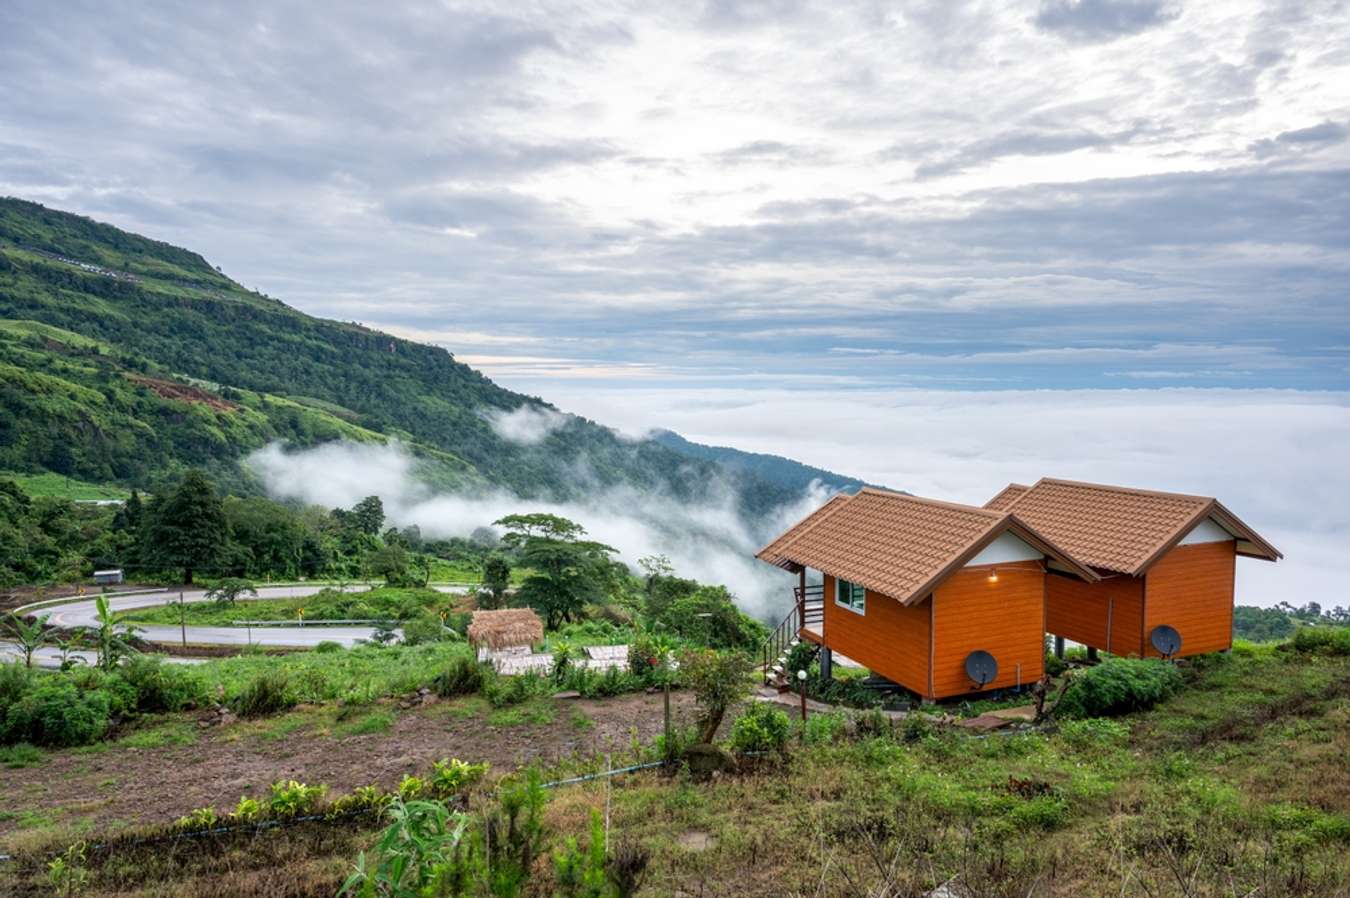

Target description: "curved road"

left=2, top=583, right=467, bottom=668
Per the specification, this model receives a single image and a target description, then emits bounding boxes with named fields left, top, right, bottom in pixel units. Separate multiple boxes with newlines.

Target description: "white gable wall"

left=1179, top=517, right=1236, bottom=545
left=964, top=531, right=1041, bottom=566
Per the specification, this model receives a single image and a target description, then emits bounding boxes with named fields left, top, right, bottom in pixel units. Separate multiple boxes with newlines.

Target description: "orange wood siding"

left=1143, top=540, right=1236, bottom=657
left=1046, top=573, right=1145, bottom=655
left=820, top=573, right=930, bottom=697
left=930, top=561, right=1045, bottom=699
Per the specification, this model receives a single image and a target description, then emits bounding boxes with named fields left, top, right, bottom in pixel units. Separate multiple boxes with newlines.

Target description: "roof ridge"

left=857, top=486, right=1003, bottom=517
left=1037, top=477, right=1212, bottom=504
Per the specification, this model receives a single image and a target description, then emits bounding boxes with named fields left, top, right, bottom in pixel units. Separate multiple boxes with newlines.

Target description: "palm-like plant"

left=5, top=613, right=49, bottom=668
left=93, top=594, right=140, bottom=670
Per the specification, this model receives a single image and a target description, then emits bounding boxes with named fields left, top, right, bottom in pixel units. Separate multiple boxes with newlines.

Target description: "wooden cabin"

left=756, top=488, right=1098, bottom=701
left=984, top=478, right=1281, bottom=659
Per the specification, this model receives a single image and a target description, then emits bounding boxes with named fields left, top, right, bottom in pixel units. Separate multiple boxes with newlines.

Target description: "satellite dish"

left=1150, top=625, right=1182, bottom=658
left=964, top=650, right=999, bottom=688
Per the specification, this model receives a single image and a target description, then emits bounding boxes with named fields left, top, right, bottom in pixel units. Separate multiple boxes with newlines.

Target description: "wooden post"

left=179, top=591, right=186, bottom=648
left=797, top=568, right=806, bottom=626
left=662, top=678, right=673, bottom=764
left=798, top=675, right=808, bottom=723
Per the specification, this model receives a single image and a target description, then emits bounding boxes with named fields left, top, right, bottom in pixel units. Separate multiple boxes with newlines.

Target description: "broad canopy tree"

left=494, top=513, right=616, bottom=629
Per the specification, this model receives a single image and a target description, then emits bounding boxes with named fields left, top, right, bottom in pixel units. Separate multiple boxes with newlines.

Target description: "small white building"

left=93, top=568, right=124, bottom=585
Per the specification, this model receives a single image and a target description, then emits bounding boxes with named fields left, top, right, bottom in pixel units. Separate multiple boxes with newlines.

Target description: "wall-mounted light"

left=987, top=568, right=999, bottom=583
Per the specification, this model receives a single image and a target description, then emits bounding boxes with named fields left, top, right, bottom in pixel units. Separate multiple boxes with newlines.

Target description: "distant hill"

left=0, top=198, right=858, bottom=516
left=651, top=429, right=871, bottom=497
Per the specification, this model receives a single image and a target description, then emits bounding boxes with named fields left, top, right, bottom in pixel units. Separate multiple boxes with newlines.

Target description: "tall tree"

left=146, top=469, right=227, bottom=584
left=480, top=553, right=511, bottom=609
left=351, top=495, right=385, bottom=537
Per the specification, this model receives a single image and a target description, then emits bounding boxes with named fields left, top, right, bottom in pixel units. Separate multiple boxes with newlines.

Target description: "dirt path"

left=0, top=690, right=702, bottom=847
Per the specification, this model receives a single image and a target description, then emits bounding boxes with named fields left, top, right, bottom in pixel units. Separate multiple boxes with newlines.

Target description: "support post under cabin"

left=1087, top=647, right=1099, bottom=662
left=820, top=647, right=833, bottom=681
left=1054, top=636, right=1065, bottom=659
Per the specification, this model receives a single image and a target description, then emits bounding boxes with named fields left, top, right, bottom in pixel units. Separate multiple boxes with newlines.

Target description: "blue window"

left=835, top=578, right=865, bottom=614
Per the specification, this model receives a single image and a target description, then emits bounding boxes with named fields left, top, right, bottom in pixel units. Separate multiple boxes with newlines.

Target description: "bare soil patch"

left=0, top=690, right=700, bottom=848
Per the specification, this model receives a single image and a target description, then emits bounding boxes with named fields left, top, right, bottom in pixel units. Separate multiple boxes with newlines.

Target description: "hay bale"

left=468, top=608, right=544, bottom=651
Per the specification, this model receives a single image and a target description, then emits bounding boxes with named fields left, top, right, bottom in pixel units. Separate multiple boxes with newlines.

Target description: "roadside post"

left=179, top=591, right=186, bottom=648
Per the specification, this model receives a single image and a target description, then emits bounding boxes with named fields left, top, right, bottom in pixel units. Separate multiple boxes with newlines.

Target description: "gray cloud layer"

left=1, top=0, right=1348, bottom=391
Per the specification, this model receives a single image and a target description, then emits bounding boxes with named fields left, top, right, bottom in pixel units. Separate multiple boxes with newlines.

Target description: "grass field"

left=1, top=470, right=129, bottom=500
left=117, top=586, right=467, bottom=626
left=2, top=639, right=1346, bottom=896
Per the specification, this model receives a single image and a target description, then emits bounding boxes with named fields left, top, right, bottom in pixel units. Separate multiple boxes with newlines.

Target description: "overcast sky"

left=3, top=1, right=1348, bottom=605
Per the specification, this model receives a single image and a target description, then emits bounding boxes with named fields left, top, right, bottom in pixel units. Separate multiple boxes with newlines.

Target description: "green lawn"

left=117, top=586, right=463, bottom=626
left=2, top=470, right=129, bottom=501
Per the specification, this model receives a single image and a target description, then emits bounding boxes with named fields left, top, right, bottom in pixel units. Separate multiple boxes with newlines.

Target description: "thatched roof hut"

left=468, top=608, right=544, bottom=651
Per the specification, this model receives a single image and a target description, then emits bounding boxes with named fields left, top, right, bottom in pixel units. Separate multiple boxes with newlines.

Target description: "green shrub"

left=1, top=680, right=111, bottom=747
left=1057, top=657, right=1184, bottom=718
left=0, top=662, right=32, bottom=707
left=118, top=655, right=206, bottom=713
left=433, top=654, right=485, bottom=698
left=1292, top=626, right=1350, bottom=656
left=650, top=586, right=768, bottom=651
left=402, top=613, right=450, bottom=646
left=729, top=702, right=791, bottom=754
left=484, top=672, right=551, bottom=708
left=314, top=641, right=344, bottom=654
left=800, top=711, right=847, bottom=745
left=68, top=666, right=137, bottom=718
left=232, top=670, right=296, bottom=718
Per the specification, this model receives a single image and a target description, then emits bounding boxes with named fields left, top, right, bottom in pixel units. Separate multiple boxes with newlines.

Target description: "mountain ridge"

left=0, top=197, right=866, bottom=517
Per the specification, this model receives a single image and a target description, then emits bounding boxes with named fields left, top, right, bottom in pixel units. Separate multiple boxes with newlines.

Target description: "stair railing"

left=761, top=583, right=825, bottom=683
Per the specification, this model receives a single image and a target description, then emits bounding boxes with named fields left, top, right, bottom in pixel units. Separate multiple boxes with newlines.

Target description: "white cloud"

left=485, top=404, right=570, bottom=445
left=245, top=440, right=831, bottom=619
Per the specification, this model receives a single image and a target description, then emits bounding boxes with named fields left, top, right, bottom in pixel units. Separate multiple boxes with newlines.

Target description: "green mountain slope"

left=0, top=197, right=832, bottom=513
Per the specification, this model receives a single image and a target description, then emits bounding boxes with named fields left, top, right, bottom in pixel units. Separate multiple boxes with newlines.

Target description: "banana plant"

left=5, top=613, right=49, bottom=668
left=93, top=594, right=140, bottom=671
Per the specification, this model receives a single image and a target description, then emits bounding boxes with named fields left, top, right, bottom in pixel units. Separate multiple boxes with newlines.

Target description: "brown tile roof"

left=757, top=487, right=1096, bottom=605
left=994, top=478, right=1282, bottom=575
left=983, top=483, right=1030, bottom=512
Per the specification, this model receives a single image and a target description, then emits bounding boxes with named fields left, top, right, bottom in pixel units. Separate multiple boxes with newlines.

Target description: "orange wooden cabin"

left=984, top=479, right=1281, bottom=659
left=756, top=488, right=1098, bottom=701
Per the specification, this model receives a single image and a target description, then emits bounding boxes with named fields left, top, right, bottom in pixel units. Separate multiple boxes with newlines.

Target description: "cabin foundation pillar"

left=819, top=647, right=833, bottom=681
left=1053, top=636, right=1065, bottom=659
left=1087, top=647, right=1099, bottom=663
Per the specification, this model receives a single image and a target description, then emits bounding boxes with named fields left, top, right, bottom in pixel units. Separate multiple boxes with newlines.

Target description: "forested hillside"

left=0, top=198, right=833, bottom=513
left=653, top=429, right=868, bottom=496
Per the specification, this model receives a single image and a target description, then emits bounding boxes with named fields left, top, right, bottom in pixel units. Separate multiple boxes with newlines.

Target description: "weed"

left=232, top=669, right=295, bottom=718
left=333, top=710, right=395, bottom=738
left=0, top=741, right=43, bottom=768
left=120, top=721, right=198, bottom=749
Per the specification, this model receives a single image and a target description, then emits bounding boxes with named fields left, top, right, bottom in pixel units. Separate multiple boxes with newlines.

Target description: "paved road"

left=2, top=583, right=467, bottom=668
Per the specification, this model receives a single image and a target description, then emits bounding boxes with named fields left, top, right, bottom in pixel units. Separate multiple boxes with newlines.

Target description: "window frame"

left=834, top=577, right=866, bottom=615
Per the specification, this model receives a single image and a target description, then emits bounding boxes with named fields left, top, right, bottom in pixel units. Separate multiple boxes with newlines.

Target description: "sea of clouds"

left=510, top=386, right=1350, bottom=611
